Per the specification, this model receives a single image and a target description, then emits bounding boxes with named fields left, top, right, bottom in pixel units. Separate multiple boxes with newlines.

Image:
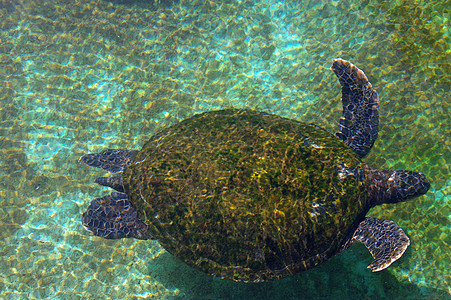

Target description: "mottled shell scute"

left=124, top=109, right=368, bottom=282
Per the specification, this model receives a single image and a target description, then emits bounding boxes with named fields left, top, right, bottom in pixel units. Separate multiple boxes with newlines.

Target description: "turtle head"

left=366, top=167, right=430, bottom=207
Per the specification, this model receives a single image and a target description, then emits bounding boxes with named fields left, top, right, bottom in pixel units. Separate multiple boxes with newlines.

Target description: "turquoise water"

left=0, top=0, right=449, bottom=298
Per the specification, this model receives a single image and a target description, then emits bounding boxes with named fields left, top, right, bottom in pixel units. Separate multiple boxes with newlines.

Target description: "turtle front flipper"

left=331, top=59, right=379, bottom=158
left=80, top=149, right=139, bottom=173
left=353, top=217, right=409, bottom=271
left=82, top=192, right=152, bottom=240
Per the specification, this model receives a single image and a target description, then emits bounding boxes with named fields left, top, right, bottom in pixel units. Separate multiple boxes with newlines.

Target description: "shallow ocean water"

left=0, top=0, right=449, bottom=299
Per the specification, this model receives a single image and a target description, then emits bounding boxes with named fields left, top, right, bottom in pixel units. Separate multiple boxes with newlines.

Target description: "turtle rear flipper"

left=353, top=217, right=410, bottom=271
left=82, top=192, right=152, bottom=240
left=80, top=149, right=139, bottom=173
left=331, top=59, right=379, bottom=158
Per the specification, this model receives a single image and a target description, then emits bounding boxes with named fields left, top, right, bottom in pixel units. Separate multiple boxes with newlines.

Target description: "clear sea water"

left=0, top=0, right=449, bottom=299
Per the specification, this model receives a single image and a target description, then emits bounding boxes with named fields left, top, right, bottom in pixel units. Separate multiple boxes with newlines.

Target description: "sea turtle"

left=79, top=59, right=430, bottom=282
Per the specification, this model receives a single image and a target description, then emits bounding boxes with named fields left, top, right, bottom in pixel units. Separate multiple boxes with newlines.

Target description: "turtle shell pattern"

left=123, top=108, right=368, bottom=282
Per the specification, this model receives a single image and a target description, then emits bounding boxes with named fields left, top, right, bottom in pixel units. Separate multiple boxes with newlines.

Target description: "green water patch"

left=0, top=0, right=449, bottom=298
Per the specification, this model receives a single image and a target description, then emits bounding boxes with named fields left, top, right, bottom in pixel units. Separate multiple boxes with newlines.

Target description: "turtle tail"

left=79, top=149, right=139, bottom=173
